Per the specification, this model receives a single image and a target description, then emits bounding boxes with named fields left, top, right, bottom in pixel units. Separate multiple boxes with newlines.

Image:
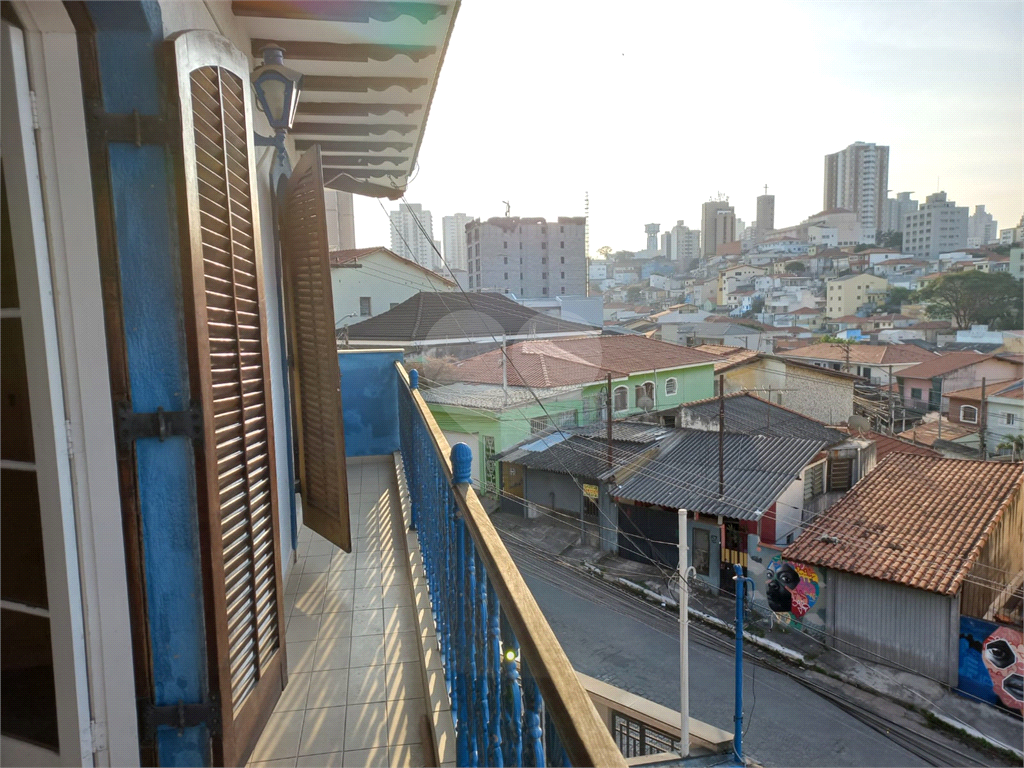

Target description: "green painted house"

left=421, top=335, right=718, bottom=493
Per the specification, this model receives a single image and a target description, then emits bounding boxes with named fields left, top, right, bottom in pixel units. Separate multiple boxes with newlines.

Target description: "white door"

left=442, top=430, right=481, bottom=489
left=1, top=19, right=92, bottom=767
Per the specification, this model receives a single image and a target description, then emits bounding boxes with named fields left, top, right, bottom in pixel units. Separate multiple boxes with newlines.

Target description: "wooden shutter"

left=280, top=147, right=351, bottom=551
left=167, top=30, right=286, bottom=766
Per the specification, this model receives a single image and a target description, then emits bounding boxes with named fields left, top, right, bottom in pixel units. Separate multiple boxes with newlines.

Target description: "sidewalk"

left=488, top=505, right=1024, bottom=761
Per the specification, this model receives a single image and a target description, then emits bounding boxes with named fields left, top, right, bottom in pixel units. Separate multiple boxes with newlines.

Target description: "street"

left=510, top=543, right=943, bottom=767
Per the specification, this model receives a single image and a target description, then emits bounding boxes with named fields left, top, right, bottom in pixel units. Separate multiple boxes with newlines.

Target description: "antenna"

left=503, top=200, right=511, bottom=217
left=763, top=184, right=768, bottom=196
left=585, top=191, right=590, bottom=297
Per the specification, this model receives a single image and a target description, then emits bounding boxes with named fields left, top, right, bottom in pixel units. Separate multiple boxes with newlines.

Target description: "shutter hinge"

left=29, top=90, right=40, bottom=131
left=115, top=401, right=203, bottom=457
left=65, top=419, right=75, bottom=458
left=138, top=699, right=222, bottom=741
left=89, top=720, right=108, bottom=756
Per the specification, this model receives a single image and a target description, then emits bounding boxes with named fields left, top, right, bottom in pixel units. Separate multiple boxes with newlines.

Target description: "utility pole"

left=606, top=374, right=613, bottom=471
left=678, top=510, right=696, bottom=760
left=831, top=341, right=851, bottom=373
left=501, top=334, right=508, bottom=404
left=980, top=377, right=987, bottom=458
left=718, top=374, right=725, bottom=497
left=732, top=564, right=754, bottom=764
left=888, top=364, right=894, bottom=434
left=766, top=386, right=772, bottom=430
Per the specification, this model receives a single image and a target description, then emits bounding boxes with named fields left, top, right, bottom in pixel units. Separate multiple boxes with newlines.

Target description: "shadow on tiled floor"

left=248, top=456, right=428, bottom=768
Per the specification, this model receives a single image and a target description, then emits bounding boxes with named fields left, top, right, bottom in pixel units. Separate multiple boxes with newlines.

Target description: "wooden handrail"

left=395, top=363, right=627, bottom=767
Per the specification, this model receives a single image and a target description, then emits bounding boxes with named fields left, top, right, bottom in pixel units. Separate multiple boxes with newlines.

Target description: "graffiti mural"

left=959, top=616, right=1024, bottom=713
left=765, top=555, right=820, bottom=618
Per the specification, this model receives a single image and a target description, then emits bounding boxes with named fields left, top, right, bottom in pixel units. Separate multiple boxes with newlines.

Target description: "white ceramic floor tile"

left=298, top=704, right=347, bottom=756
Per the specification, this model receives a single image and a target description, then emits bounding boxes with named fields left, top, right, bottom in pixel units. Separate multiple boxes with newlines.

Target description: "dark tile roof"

left=613, top=429, right=827, bottom=520
left=679, top=392, right=847, bottom=445
left=782, top=454, right=1023, bottom=594
left=344, top=292, right=596, bottom=342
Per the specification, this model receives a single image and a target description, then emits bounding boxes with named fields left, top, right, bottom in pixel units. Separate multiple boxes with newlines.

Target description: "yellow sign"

left=583, top=483, right=599, bottom=500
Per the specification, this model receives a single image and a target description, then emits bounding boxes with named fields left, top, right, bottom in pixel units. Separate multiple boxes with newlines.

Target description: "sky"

left=353, top=0, right=1023, bottom=256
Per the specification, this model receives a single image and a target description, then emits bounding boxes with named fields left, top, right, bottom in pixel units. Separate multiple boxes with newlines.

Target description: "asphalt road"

left=514, top=553, right=931, bottom=767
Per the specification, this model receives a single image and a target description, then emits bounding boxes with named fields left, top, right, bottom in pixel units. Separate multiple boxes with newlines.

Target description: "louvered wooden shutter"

left=280, top=147, right=351, bottom=551
left=167, top=30, right=286, bottom=766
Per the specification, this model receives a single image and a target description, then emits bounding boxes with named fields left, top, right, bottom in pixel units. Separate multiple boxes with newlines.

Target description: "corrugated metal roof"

left=497, top=436, right=654, bottom=480
left=679, top=393, right=847, bottom=445
left=782, top=453, right=1024, bottom=595
left=613, top=429, right=827, bottom=520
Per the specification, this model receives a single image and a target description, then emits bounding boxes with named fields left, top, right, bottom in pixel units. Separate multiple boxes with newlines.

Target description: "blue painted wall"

left=338, top=350, right=402, bottom=456
left=87, top=2, right=209, bottom=764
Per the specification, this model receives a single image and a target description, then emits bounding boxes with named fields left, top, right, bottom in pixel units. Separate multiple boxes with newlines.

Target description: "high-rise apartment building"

left=823, top=142, right=889, bottom=239
left=441, top=212, right=473, bottom=271
left=701, top=199, right=736, bottom=258
left=390, top=202, right=439, bottom=271
left=670, top=220, right=700, bottom=266
left=756, top=192, right=775, bottom=241
left=967, top=205, right=998, bottom=247
left=660, top=231, right=672, bottom=258
left=903, top=192, right=968, bottom=258
left=464, top=216, right=586, bottom=298
left=881, top=191, right=919, bottom=234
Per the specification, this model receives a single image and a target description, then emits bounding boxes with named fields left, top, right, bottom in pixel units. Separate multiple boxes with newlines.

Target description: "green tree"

left=881, top=286, right=916, bottom=314
left=918, top=271, right=1023, bottom=329
left=787, top=261, right=806, bottom=274
left=879, top=230, right=903, bottom=250
left=997, top=434, right=1024, bottom=461
left=625, top=284, right=643, bottom=303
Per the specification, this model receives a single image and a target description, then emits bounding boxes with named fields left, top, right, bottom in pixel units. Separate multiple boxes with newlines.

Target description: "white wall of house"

left=987, top=394, right=1024, bottom=456
left=332, top=249, right=455, bottom=326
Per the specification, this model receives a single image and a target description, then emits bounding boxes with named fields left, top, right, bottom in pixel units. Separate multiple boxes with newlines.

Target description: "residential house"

left=895, top=351, right=1023, bottom=413
left=717, top=264, right=766, bottom=305
left=422, top=335, right=718, bottom=486
left=612, top=430, right=836, bottom=591
left=662, top=321, right=782, bottom=352
left=839, top=429, right=941, bottom=462
left=343, top=291, right=599, bottom=358
left=692, top=347, right=861, bottom=424
left=906, top=319, right=954, bottom=344
left=896, top=417, right=980, bottom=458
left=495, top=421, right=670, bottom=548
left=779, top=343, right=937, bottom=385
left=946, top=380, right=1024, bottom=458
left=778, top=455, right=1022, bottom=702
left=825, top=273, right=889, bottom=318
left=330, top=246, right=457, bottom=328
left=675, top=392, right=875, bottom=519
left=774, top=306, right=824, bottom=330
left=0, top=5, right=630, bottom=767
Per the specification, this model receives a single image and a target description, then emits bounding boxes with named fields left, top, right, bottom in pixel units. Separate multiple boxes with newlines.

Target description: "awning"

left=231, top=1, right=460, bottom=198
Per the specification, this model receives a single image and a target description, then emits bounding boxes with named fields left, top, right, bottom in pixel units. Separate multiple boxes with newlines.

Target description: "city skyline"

left=353, top=0, right=1021, bottom=257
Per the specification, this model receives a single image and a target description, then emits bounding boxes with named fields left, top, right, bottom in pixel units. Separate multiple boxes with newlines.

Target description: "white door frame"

left=9, top=3, right=140, bottom=764
left=1, top=16, right=122, bottom=767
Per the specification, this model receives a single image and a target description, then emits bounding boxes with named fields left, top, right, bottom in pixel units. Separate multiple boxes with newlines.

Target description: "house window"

left=613, top=386, right=629, bottom=411
left=469, top=276, right=474, bottom=288
left=503, top=273, right=508, bottom=280
left=542, top=273, right=548, bottom=279
left=504, top=256, right=508, bottom=265
left=542, top=257, right=547, bottom=264
left=542, top=287, right=548, bottom=295
left=560, top=287, right=566, bottom=294
left=542, top=242, right=547, bottom=250
left=665, top=378, right=678, bottom=396
left=910, top=387, right=923, bottom=400
left=560, top=256, right=565, bottom=263
left=504, top=241, right=508, bottom=248
left=803, top=462, right=825, bottom=501
left=359, top=296, right=372, bottom=316
left=560, top=242, right=565, bottom=249
left=960, top=405, right=979, bottom=424
left=1006, top=413, right=1016, bottom=426
left=561, top=272, right=565, bottom=279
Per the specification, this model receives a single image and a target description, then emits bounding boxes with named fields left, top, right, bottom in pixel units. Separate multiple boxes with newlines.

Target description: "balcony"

left=247, top=351, right=628, bottom=767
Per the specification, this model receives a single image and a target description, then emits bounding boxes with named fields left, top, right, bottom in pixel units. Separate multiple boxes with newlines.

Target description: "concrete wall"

left=338, top=350, right=403, bottom=456
left=332, top=250, right=454, bottom=327
left=721, top=357, right=855, bottom=425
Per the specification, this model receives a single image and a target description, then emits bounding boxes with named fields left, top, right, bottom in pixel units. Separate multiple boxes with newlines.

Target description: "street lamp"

left=251, top=44, right=303, bottom=157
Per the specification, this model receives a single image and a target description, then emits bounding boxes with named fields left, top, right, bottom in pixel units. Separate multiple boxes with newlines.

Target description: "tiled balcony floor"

left=248, top=456, right=429, bottom=768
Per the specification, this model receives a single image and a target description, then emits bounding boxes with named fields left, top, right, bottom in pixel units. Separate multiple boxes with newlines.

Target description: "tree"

left=879, top=230, right=903, bottom=250
left=881, top=286, right=916, bottom=314
left=853, top=243, right=871, bottom=253
left=625, top=284, right=643, bottom=303
left=787, top=261, right=806, bottom=274
left=997, top=434, right=1024, bottom=461
left=918, top=271, right=1023, bottom=329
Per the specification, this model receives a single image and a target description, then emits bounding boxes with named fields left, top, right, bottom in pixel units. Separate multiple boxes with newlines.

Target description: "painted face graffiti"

left=982, top=626, right=1024, bottom=711
left=765, top=557, right=819, bottom=618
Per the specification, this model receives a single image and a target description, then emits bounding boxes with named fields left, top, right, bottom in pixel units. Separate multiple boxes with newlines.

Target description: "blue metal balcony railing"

left=395, top=364, right=625, bottom=768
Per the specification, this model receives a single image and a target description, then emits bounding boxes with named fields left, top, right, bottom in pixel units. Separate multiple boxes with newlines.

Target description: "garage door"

left=442, top=431, right=481, bottom=489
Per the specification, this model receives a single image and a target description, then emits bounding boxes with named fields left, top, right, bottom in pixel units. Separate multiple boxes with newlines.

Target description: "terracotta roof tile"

left=897, top=351, right=996, bottom=379
left=946, top=379, right=1024, bottom=402
left=782, top=453, right=1023, bottom=595
left=780, top=343, right=937, bottom=366
left=453, top=335, right=719, bottom=388
left=841, top=428, right=941, bottom=460
left=896, top=418, right=977, bottom=446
